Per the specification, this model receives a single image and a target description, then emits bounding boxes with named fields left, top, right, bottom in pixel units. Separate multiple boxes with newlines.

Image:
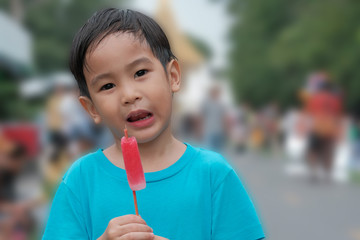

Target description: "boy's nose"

left=124, top=96, right=141, bottom=105
left=121, top=86, right=142, bottom=105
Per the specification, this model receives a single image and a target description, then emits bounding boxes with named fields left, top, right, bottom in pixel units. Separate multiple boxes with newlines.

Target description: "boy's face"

left=79, top=33, right=181, bottom=143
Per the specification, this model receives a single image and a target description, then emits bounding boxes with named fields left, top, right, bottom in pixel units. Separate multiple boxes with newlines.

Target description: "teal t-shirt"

left=43, top=144, right=265, bottom=240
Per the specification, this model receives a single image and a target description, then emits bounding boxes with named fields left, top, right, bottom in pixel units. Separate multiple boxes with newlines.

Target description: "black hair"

left=69, top=8, right=176, bottom=98
left=319, top=81, right=335, bottom=92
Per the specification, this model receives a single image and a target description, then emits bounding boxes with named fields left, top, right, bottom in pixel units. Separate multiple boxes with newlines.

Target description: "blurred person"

left=332, top=114, right=353, bottom=182
left=304, top=76, right=343, bottom=182
left=248, top=112, right=266, bottom=151
left=177, top=112, right=202, bottom=144
left=45, top=84, right=69, bottom=163
left=43, top=83, right=74, bottom=204
left=281, top=108, right=311, bottom=176
left=228, top=103, right=250, bottom=153
left=58, top=86, right=97, bottom=158
left=261, top=102, right=281, bottom=154
left=200, top=84, right=228, bottom=152
left=0, top=136, right=34, bottom=240
left=43, top=83, right=112, bottom=205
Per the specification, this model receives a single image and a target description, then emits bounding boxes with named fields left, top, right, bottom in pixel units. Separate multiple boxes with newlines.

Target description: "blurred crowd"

left=179, top=72, right=360, bottom=185
left=0, top=76, right=112, bottom=239
left=1, top=70, right=360, bottom=239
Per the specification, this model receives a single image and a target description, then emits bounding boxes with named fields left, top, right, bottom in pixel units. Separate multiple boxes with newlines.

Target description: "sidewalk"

left=228, top=150, right=360, bottom=240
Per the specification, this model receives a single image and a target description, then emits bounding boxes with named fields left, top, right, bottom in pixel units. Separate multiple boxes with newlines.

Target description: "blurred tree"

left=24, top=0, right=126, bottom=73
left=227, top=0, right=360, bottom=111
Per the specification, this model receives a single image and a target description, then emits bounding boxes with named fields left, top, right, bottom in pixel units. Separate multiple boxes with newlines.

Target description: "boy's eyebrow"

left=90, top=72, right=112, bottom=87
left=125, top=57, right=152, bottom=71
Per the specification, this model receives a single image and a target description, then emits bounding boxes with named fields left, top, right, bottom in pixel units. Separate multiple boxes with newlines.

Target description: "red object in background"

left=306, top=92, right=342, bottom=117
left=1, top=123, right=40, bottom=159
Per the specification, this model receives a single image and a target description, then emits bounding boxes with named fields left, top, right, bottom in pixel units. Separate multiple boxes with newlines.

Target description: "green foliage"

left=0, top=77, right=33, bottom=120
left=0, top=0, right=9, bottom=10
left=24, top=0, right=125, bottom=72
left=227, top=0, right=360, bottom=111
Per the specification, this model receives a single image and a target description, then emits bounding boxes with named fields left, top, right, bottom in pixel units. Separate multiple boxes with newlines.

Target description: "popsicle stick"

left=124, top=127, right=128, bottom=138
left=133, top=191, right=139, bottom=215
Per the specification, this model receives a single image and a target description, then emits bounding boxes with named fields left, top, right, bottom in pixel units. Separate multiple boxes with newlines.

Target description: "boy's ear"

left=167, top=59, right=181, bottom=93
left=79, top=96, right=102, bottom=124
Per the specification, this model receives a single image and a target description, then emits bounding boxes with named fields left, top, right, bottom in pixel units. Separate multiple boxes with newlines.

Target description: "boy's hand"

left=98, top=214, right=154, bottom=240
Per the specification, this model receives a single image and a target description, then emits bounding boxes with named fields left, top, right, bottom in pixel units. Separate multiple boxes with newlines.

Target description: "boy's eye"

left=134, top=69, right=148, bottom=78
left=100, top=83, right=115, bottom=91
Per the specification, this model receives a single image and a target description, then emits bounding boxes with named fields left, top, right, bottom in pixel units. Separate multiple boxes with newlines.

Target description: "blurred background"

left=1, top=0, right=360, bottom=239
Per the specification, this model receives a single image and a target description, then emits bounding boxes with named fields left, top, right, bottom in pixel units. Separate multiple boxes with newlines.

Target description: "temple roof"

left=154, top=0, right=203, bottom=67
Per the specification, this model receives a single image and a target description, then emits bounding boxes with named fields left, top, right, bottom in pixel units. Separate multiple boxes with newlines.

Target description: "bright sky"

left=127, top=0, right=231, bottom=68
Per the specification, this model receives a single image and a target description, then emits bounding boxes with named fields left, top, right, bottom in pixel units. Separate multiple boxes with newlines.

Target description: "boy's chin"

left=134, top=133, right=159, bottom=144
left=131, top=128, right=167, bottom=145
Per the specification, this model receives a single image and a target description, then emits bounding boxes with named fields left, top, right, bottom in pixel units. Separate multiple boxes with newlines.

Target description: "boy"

left=43, top=8, right=265, bottom=240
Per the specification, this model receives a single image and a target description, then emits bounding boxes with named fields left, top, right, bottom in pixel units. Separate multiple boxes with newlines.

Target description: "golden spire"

left=155, top=0, right=203, bottom=68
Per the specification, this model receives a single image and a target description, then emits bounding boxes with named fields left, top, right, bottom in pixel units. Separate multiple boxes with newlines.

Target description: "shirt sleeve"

left=211, top=169, right=265, bottom=240
left=42, top=181, right=88, bottom=240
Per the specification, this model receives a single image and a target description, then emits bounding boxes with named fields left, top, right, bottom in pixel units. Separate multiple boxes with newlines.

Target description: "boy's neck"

left=107, top=126, right=186, bottom=172
left=138, top=133, right=185, bottom=172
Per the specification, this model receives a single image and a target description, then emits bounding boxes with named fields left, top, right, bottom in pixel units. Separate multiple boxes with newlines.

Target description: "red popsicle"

left=121, top=128, right=146, bottom=215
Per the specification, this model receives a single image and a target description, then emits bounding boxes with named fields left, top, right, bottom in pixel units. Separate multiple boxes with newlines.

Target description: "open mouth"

left=127, top=110, right=153, bottom=122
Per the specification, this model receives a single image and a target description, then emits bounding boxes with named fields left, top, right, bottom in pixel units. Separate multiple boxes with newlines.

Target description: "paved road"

left=228, top=151, right=360, bottom=240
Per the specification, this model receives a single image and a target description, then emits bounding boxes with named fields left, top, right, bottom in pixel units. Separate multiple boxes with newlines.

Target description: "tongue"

left=128, top=112, right=150, bottom=122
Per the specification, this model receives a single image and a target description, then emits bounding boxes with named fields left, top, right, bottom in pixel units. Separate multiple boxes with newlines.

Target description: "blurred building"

left=153, top=0, right=233, bottom=114
left=155, top=0, right=203, bottom=70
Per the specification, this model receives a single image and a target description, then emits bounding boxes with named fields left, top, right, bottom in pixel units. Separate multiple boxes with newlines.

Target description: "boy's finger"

left=119, top=232, right=155, bottom=240
left=117, top=223, right=153, bottom=236
left=111, top=214, right=147, bottom=226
